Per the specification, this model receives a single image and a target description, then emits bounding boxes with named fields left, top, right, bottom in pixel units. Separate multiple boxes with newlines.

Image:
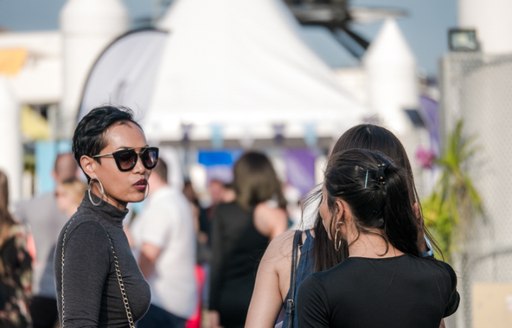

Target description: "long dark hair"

left=324, top=149, right=420, bottom=256
left=233, top=151, right=286, bottom=212
left=331, top=124, right=417, bottom=202
left=312, top=124, right=432, bottom=271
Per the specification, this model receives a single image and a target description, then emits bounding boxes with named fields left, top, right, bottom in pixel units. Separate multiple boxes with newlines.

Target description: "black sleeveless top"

left=209, top=201, right=270, bottom=328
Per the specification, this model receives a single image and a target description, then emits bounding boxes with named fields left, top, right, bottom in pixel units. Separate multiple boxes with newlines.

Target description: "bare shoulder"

left=269, top=229, right=295, bottom=250
left=267, top=228, right=311, bottom=254
left=261, top=229, right=295, bottom=263
left=258, top=229, right=295, bottom=299
left=260, top=229, right=312, bottom=299
left=254, top=202, right=288, bottom=237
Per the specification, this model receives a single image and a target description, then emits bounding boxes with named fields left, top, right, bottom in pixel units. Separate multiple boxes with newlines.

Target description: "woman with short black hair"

left=55, top=106, right=158, bottom=327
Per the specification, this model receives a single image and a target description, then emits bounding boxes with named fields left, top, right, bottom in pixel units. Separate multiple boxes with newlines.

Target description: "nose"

left=132, top=153, right=146, bottom=173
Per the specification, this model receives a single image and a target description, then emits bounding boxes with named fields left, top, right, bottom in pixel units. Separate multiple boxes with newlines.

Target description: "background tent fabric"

left=78, top=28, right=167, bottom=123
left=144, top=0, right=369, bottom=146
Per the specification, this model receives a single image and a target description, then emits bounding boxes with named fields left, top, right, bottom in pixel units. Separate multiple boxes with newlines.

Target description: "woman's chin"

left=130, top=193, right=147, bottom=203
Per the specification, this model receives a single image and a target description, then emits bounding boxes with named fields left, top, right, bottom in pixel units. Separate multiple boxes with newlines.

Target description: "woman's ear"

left=337, top=199, right=354, bottom=225
left=80, top=155, right=96, bottom=180
left=335, top=199, right=345, bottom=223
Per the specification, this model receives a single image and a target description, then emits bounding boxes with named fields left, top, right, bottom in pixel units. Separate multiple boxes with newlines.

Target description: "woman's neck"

left=91, top=187, right=127, bottom=211
left=347, top=232, right=403, bottom=259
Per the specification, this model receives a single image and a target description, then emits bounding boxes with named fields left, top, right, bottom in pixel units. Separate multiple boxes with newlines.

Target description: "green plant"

left=422, top=119, right=484, bottom=260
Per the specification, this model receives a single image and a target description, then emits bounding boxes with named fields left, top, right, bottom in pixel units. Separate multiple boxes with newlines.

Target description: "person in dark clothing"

left=207, top=151, right=288, bottom=328
left=54, top=106, right=157, bottom=327
left=297, top=149, right=459, bottom=327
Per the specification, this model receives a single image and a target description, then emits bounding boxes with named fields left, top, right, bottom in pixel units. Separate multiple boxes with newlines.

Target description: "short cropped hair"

left=72, top=106, right=142, bottom=179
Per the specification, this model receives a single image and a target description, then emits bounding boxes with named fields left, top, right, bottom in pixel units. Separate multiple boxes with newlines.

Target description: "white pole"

left=0, top=77, right=22, bottom=205
left=60, top=0, right=128, bottom=139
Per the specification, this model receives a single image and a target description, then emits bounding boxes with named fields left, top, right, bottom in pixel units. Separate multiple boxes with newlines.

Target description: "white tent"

left=144, top=0, right=369, bottom=147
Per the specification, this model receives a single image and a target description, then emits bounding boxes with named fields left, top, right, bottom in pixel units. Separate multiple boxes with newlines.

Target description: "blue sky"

left=0, top=0, right=457, bottom=77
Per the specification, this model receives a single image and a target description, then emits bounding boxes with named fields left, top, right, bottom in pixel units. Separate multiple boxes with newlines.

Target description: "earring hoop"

left=333, top=223, right=343, bottom=251
left=88, top=178, right=105, bottom=207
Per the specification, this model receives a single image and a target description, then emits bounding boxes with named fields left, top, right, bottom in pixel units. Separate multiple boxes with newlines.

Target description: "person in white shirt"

left=131, top=158, right=197, bottom=327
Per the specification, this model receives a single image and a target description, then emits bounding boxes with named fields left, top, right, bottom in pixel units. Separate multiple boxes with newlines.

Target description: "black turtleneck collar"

left=79, top=193, right=129, bottom=227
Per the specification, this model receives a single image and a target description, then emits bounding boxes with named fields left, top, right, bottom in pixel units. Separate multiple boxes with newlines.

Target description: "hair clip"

left=377, top=163, right=387, bottom=186
left=364, top=170, right=369, bottom=189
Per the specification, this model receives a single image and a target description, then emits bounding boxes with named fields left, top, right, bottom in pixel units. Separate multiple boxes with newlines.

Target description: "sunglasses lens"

left=141, top=147, right=159, bottom=169
left=114, top=149, right=138, bottom=171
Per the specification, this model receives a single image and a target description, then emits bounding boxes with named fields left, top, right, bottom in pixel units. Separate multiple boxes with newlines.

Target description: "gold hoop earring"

left=333, top=222, right=343, bottom=252
left=88, top=178, right=105, bottom=207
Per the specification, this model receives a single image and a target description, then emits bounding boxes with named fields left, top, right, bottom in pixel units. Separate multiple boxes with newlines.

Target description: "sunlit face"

left=208, top=180, right=226, bottom=205
left=91, top=121, right=152, bottom=209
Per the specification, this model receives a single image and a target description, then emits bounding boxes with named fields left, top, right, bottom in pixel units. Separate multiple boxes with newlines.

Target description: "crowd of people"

left=0, top=105, right=459, bottom=328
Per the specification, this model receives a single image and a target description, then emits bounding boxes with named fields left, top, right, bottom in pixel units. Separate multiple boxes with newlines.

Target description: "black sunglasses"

left=93, top=147, right=159, bottom=172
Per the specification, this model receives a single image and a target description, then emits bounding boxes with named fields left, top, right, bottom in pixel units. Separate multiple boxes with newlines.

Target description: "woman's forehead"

left=103, top=122, right=146, bottom=149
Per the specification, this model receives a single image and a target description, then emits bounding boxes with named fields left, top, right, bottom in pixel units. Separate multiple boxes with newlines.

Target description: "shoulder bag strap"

left=104, top=230, right=136, bottom=328
left=285, top=230, right=303, bottom=328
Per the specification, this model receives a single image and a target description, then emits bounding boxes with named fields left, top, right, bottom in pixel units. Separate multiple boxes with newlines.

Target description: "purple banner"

left=284, top=149, right=316, bottom=197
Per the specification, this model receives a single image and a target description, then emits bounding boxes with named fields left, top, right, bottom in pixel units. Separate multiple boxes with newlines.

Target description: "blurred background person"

left=207, top=151, right=288, bottom=328
left=183, top=179, right=210, bottom=261
left=182, top=179, right=204, bottom=236
left=201, top=178, right=236, bottom=249
left=207, top=178, right=234, bottom=210
left=0, top=170, right=33, bottom=327
left=55, top=178, right=87, bottom=218
left=182, top=179, right=209, bottom=328
left=15, top=152, right=78, bottom=328
left=132, top=158, right=197, bottom=328
left=183, top=177, right=236, bottom=328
